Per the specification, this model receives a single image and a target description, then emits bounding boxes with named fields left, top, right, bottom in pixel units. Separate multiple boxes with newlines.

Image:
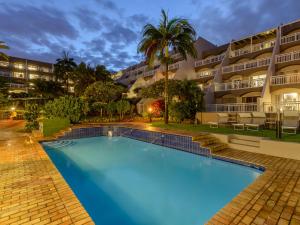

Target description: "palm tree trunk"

left=164, top=62, right=169, bottom=124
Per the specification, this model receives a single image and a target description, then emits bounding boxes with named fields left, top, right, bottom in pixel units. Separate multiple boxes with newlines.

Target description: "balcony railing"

left=206, top=103, right=258, bottom=112
left=263, top=102, right=300, bottom=112
left=168, top=62, right=181, bottom=70
left=281, top=32, right=300, bottom=45
left=222, top=58, right=271, bottom=74
left=171, top=53, right=182, bottom=60
left=214, top=78, right=265, bottom=92
left=271, top=73, right=300, bottom=85
left=275, top=51, right=300, bottom=63
left=9, top=83, right=27, bottom=88
left=230, top=39, right=275, bottom=57
left=144, top=69, right=158, bottom=77
left=191, top=69, right=218, bottom=80
left=194, top=54, right=225, bottom=67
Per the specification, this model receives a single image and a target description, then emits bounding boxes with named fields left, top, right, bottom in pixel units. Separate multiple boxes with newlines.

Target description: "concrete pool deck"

left=0, top=121, right=300, bottom=225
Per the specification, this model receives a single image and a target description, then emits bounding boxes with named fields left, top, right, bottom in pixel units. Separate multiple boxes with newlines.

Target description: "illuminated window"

left=29, top=74, right=40, bottom=79
left=13, top=63, right=24, bottom=69
left=28, top=65, right=38, bottom=71
left=283, top=93, right=299, bottom=102
left=40, top=67, right=50, bottom=72
left=0, top=61, right=9, bottom=67
left=13, top=72, right=24, bottom=78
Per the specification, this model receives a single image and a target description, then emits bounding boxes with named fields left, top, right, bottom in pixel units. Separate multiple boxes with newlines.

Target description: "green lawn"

left=151, top=122, right=300, bottom=143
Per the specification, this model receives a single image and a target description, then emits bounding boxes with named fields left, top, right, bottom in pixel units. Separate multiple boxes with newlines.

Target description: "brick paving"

left=1, top=121, right=300, bottom=224
left=0, top=122, right=94, bottom=225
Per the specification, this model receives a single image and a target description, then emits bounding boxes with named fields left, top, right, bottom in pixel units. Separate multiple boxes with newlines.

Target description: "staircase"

left=193, top=133, right=228, bottom=153
left=228, top=135, right=262, bottom=152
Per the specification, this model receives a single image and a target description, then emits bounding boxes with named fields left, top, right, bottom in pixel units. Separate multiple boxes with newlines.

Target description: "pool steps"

left=192, top=133, right=229, bottom=153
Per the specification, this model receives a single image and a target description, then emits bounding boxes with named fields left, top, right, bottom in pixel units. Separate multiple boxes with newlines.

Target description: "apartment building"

left=119, top=19, right=300, bottom=113
left=0, top=56, right=55, bottom=93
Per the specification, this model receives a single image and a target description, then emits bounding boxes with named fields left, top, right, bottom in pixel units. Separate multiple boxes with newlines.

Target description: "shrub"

left=44, top=96, right=84, bottom=123
left=24, top=104, right=39, bottom=131
left=169, top=102, right=189, bottom=123
left=150, top=99, right=164, bottom=117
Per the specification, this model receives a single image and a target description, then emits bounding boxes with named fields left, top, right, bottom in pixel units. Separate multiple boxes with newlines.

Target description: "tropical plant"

left=31, top=79, right=64, bottom=98
left=83, top=81, right=125, bottom=104
left=24, top=104, right=40, bottom=131
left=138, top=9, right=197, bottom=124
left=54, top=51, right=77, bottom=93
left=106, top=102, right=116, bottom=121
left=150, top=99, right=165, bottom=117
left=0, top=41, right=9, bottom=60
left=95, top=65, right=112, bottom=83
left=115, top=100, right=131, bottom=120
left=44, top=96, right=84, bottom=123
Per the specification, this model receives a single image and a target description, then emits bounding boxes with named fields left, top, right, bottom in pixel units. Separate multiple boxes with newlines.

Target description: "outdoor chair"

left=233, top=113, right=252, bottom=130
left=245, top=112, right=266, bottom=131
left=282, top=111, right=299, bottom=134
left=208, top=113, right=229, bottom=128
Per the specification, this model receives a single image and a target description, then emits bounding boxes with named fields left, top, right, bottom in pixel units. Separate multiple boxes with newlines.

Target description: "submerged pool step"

left=44, top=140, right=74, bottom=149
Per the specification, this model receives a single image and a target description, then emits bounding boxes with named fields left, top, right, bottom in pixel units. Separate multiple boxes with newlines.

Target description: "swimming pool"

left=43, top=136, right=261, bottom=225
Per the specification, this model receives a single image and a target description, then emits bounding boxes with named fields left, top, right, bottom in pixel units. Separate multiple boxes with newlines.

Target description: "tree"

left=95, top=65, right=112, bottom=83
left=83, top=81, right=125, bottom=104
left=54, top=51, right=77, bottom=93
left=31, top=79, right=64, bottom=98
left=106, top=102, right=116, bottom=121
left=138, top=10, right=197, bottom=124
left=0, top=41, right=9, bottom=60
left=116, top=100, right=130, bottom=120
left=73, top=62, right=95, bottom=96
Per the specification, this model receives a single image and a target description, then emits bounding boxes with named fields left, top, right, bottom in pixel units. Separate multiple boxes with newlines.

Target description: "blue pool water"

left=43, top=136, right=261, bottom=225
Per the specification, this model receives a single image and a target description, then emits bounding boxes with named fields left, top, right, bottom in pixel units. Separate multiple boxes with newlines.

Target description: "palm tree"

left=138, top=10, right=197, bottom=124
left=0, top=41, right=9, bottom=60
left=54, top=51, right=77, bottom=93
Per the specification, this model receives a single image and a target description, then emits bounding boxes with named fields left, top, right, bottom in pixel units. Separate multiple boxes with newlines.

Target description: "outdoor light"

left=148, top=107, right=153, bottom=113
left=11, top=107, right=15, bottom=111
left=148, top=107, right=153, bottom=122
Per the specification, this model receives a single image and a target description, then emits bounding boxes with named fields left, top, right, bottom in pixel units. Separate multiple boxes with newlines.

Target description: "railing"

left=168, top=62, right=181, bottom=70
left=171, top=53, right=182, bottom=60
left=214, top=78, right=265, bottom=92
left=9, top=83, right=27, bottom=88
left=230, top=39, right=275, bottom=57
left=194, top=69, right=218, bottom=79
left=271, top=73, right=300, bottom=85
left=194, top=54, right=225, bottom=67
left=222, top=57, right=271, bottom=73
left=143, top=69, right=157, bottom=77
left=206, top=103, right=258, bottom=112
left=281, top=32, right=300, bottom=45
left=275, top=51, right=300, bottom=63
left=263, top=102, right=300, bottom=112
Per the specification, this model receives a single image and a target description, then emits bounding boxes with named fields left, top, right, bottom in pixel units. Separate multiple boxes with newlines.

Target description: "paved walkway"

left=1, top=121, right=300, bottom=225
left=0, top=121, right=93, bottom=225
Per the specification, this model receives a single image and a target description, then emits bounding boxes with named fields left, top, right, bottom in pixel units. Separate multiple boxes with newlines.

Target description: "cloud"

left=93, top=0, right=119, bottom=12
left=74, top=8, right=102, bottom=31
left=103, top=24, right=137, bottom=44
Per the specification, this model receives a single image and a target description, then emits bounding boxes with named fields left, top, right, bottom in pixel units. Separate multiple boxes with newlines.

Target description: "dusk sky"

left=1, top=0, right=300, bottom=71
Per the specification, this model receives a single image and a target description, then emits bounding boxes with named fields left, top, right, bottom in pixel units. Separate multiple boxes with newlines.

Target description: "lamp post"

left=276, top=107, right=283, bottom=139
left=148, top=107, right=153, bottom=123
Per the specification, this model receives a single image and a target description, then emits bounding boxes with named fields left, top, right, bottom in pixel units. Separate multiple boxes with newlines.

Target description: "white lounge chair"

left=246, top=112, right=266, bottom=131
left=208, top=113, right=229, bottom=128
left=282, top=111, right=299, bottom=134
left=233, top=113, right=252, bottom=130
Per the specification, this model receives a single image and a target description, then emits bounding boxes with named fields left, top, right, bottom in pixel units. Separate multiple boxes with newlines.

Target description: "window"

left=242, top=97, right=258, bottom=103
left=13, top=72, right=24, bottom=78
left=0, top=61, right=9, bottom=67
left=13, top=63, right=24, bottom=69
left=29, top=74, right=40, bottom=80
left=40, top=67, right=51, bottom=72
left=0, top=71, right=10, bottom=77
left=28, top=65, right=38, bottom=71
left=251, top=74, right=266, bottom=87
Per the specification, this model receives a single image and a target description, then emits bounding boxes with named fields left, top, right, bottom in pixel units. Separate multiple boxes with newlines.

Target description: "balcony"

left=230, top=39, right=275, bottom=58
left=271, top=73, right=300, bottom=85
left=206, top=103, right=258, bottom=112
left=191, top=69, right=218, bottom=80
left=194, top=54, right=225, bottom=67
left=275, top=51, right=300, bottom=64
left=171, top=53, right=182, bottom=60
left=214, top=78, right=265, bottom=92
left=281, top=32, right=300, bottom=45
left=168, top=62, right=181, bottom=71
left=144, top=69, right=157, bottom=77
left=222, top=58, right=271, bottom=74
